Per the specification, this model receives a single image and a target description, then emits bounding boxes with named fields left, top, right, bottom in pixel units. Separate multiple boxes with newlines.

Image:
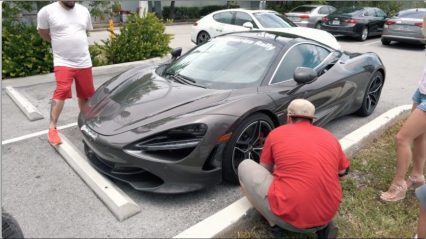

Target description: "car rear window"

left=253, top=13, right=296, bottom=28
left=290, top=6, right=316, bottom=13
left=397, top=10, right=426, bottom=19
left=332, top=7, right=364, bottom=16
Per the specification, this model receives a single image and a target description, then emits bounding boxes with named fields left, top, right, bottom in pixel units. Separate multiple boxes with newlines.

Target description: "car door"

left=374, top=8, right=387, bottom=33
left=364, top=8, right=383, bottom=34
left=261, top=42, right=344, bottom=125
left=234, top=11, right=258, bottom=30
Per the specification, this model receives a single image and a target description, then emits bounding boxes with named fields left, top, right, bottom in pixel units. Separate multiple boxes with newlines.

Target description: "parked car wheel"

left=222, top=113, right=274, bottom=183
left=315, top=22, right=322, bottom=29
left=356, top=71, right=384, bottom=116
left=196, top=31, right=210, bottom=45
left=359, top=26, right=369, bottom=41
left=381, top=38, right=391, bottom=45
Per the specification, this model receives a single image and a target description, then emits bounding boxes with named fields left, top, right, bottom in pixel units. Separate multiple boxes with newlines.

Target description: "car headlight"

left=127, top=123, right=208, bottom=151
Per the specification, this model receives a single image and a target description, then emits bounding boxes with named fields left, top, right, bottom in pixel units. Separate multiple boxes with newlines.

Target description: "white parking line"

left=362, top=40, right=380, bottom=46
left=2, top=122, right=78, bottom=145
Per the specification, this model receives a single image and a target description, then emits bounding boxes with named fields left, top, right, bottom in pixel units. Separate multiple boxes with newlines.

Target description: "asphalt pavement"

left=2, top=25, right=425, bottom=237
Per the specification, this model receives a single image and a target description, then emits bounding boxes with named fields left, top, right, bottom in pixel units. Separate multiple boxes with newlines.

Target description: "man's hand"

left=38, top=29, right=51, bottom=42
left=260, top=162, right=273, bottom=173
left=338, top=167, right=350, bottom=179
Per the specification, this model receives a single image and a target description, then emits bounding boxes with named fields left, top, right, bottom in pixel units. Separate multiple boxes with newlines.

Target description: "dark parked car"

left=79, top=30, right=385, bottom=193
left=381, top=8, right=426, bottom=47
left=321, top=7, right=387, bottom=41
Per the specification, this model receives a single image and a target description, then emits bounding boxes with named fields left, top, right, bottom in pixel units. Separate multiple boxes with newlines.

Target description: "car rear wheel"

left=315, top=22, right=321, bottom=29
left=222, top=113, right=274, bottom=184
left=355, top=71, right=384, bottom=116
left=196, top=31, right=210, bottom=45
left=358, top=26, right=369, bottom=41
left=381, top=38, right=391, bottom=45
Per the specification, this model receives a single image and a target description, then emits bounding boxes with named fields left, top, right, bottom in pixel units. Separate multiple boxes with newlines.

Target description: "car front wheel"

left=381, top=38, right=391, bottom=45
left=222, top=113, right=274, bottom=184
left=356, top=71, right=384, bottom=116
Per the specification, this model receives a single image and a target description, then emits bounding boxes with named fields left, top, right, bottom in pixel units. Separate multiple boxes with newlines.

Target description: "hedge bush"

left=98, top=13, right=172, bottom=64
left=2, top=23, right=53, bottom=79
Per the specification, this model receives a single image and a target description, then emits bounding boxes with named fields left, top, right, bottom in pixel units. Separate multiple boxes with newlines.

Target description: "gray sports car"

left=79, top=30, right=385, bottom=193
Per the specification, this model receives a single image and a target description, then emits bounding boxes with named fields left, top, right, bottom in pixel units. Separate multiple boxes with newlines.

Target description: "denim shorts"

left=412, top=89, right=426, bottom=112
left=416, top=184, right=426, bottom=208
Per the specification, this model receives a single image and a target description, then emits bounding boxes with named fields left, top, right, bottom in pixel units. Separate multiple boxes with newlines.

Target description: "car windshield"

left=397, top=9, right=426, bottom=19
left=253, top=12, right=296, bottom=28
left=164, top=36, right=280, bottom=90
left=290, top=6, right=316, bottom=13
left=332, top=7, right=364, bottom=16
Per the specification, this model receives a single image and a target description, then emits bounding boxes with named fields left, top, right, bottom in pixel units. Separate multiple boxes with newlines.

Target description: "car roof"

left=210, top=8, right=278, bottom=15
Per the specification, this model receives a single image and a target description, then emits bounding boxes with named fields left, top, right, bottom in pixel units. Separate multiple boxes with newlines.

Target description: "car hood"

left=83, top=69, right=231, bottom=136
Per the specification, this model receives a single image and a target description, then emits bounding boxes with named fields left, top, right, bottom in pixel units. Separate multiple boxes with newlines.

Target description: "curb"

left=173, top=104, right=412, bottom=238
left=2, top=57, right=166, bottom=88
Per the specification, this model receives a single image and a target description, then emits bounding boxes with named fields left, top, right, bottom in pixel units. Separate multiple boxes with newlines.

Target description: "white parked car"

left=190, top=8, right=341, bottom=51
left=191, top=9, right=297, bottom=45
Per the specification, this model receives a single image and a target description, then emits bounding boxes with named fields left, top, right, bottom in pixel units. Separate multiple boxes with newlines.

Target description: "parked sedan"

left=79, top=30, right=385, bottom=193
left=191, top=8, right=296, bottom=44
left=321, top=7, right=387, bottom=41
left=381, top=8, right=426, bottom=47
left=285, top=4, right=336, bottom=28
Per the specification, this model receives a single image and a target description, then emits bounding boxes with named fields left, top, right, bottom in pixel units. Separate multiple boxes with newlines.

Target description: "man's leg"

left=75, top=67, right=95, bottom=114
left=49, top=99, right=65, bottom=129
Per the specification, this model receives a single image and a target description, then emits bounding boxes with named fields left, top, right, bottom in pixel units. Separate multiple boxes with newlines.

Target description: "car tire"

left=196, top=31, right=210, bottom=45
left=222, top=113, right=274, bottom=184
left=355, top=71, right=384, bottom=116
left=314, top=22, right=322, bottom=29
left=381, top=38, right=391, bottom=45
left=358, top=26, right=369, bottom=41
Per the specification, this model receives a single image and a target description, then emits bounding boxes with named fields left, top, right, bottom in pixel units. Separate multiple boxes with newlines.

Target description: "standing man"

left=238, top=99, right=350, bottom=236
left=37, top=1, right=95, bottom=145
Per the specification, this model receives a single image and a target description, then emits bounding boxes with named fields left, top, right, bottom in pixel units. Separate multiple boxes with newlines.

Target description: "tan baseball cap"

left=287, top=99, right=316, bottom=119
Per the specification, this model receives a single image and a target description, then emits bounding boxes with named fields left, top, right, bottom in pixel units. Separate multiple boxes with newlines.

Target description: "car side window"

left=213, top=12, right=234, bottom=24
left=235, top=12, right=256, bottom=27
left=329, top=6, right=336, bottom=14
left=375, top=9, right=386, bottom=18
left=365, top=8, right=375, bottom=17
left=271, top=43, right=331, bottom=84
left=318, top=7, right=329, bottom=15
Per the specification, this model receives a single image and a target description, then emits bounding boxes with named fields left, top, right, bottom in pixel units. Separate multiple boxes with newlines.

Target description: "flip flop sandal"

left=407, top=175, right=425, bottom=190
left=380, top=183, right=407, bottom=202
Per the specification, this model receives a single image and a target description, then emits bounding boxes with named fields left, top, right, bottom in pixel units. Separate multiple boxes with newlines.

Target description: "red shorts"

left=53, top=66, right=95, bottom=100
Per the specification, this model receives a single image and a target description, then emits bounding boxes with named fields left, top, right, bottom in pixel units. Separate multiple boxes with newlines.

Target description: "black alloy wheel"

left=222, top=113, right=274, bottom=183
left=356, top=71, right=384, bottom=116
left=196, top=31, right=210, bottom=45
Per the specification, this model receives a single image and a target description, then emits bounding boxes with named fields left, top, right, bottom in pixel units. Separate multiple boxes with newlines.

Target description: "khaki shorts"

left=237, top=159, right=325, bottom=233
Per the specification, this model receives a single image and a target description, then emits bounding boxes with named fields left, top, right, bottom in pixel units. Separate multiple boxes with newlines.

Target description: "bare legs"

left=381, top=104, right=426, bottom=201
left=49, top=98, right=88, bottom=129
left=49, top=99, right=65, bottom=129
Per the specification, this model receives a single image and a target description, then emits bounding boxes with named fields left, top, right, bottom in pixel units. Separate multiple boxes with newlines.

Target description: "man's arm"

left=38, top=29, right=51, bottom=43
left=260, top=162, right=273, bottom=173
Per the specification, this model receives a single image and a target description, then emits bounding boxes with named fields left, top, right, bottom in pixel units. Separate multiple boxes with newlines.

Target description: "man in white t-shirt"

left=37, top=1, right=95, bottom=145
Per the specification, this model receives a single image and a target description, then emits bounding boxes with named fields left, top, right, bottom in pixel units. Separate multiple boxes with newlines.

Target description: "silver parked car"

left=285, top=5, right=336, bottom=28
left=381, top=8, right=426, bottom=47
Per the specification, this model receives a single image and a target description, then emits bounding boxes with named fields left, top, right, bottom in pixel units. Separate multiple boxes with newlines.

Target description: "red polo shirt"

left=260, top=121, right=350, bottom=229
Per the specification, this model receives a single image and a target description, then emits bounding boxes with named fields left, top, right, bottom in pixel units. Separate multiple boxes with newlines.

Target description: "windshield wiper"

left=167, top=73, right=206, bottom=88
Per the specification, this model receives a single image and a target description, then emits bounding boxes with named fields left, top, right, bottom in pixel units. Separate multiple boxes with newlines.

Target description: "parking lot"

left=2, top=24, right=425, bottom=237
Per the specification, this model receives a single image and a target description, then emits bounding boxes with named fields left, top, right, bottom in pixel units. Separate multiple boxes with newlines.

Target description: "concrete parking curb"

left=5, top=86, right=44, bottom=121
left=51, top=133, right=141, bottom=222
left=2, top=57, right=166, bottom=88
left=173, top=104, right=412, bottom=238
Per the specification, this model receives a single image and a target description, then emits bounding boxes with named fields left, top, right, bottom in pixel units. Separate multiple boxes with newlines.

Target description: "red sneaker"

left=48, top=128, right=62, bottom=145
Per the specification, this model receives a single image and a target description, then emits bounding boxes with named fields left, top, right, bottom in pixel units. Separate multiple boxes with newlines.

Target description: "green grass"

left=230, top=121, right=424, bottom=238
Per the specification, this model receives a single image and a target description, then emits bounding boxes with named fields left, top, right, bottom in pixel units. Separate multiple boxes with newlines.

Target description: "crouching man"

left=238, top=99, right=350, bottom=237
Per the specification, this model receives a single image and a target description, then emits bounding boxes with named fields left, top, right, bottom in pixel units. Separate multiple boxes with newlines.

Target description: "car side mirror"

left=243, top=22, right=254, bottom=30
left=171, top=47, right=182, bottom=60
left=294, top=67, right=318, bottom=84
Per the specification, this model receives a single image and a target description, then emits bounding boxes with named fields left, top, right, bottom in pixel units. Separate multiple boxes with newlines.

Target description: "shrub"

left=99, top=13, right=172, bottom=64
left=2, top=23, right=53, bottom=79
